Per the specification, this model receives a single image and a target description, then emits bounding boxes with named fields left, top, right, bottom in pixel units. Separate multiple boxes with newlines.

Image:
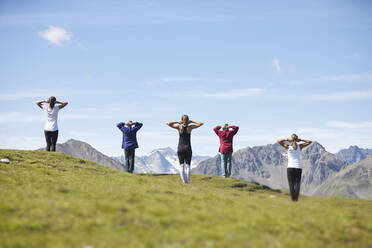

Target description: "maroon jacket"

left=213, top=126, right=239, bottom=154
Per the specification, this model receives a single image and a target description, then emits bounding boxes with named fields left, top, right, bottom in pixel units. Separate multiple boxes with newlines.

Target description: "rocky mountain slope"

left=113, top=147, right=210, bottom=173
left=337, top=146, right=372, bottom=164
left=312, top=156, right=372, bottom=199
left=193, top=142, right=348, bottom=195
left=49, top=139, right=124, bottom=171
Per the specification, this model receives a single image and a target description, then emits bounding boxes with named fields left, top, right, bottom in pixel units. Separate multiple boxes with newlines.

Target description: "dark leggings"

left=124, top=148, right=135, bottom=173
left=287, top=168, right=302, bottom=201
left=44, top=130, right=58, bottom=152
left=177, top=149, right=192, bottom=165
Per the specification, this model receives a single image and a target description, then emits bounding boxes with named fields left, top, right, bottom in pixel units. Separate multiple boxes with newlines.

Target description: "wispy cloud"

left=0, top=136, right=44, bottom=150
left=188, top=88, right=268, bottom=99
left=76, top=40, right=88, bottom=50
left=0, top=89, right=128, bottom=101
left=345, top=52, right=360, bottom=59
left=326, top=121, right=372, bottom=129
left=38, top=26, right=71, bottom=46
left=272, top=58, right=281, bottom=73
left=278, top=125, right=372, bottom=152
left=145, top=77, right=229, bottom=86
left=0, top=112, right=40, bottom=123
left=177, top=87, right=372, bottom=101
left=84, top=74, right=93, bottom=80
left=320, top=73, right=372, bottom=82
left=303, top=90, right=372, bottom=101
left=0, top=111, right=117, bottom=123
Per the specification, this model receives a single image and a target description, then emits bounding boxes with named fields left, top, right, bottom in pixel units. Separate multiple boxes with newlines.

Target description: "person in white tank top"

left=36, top=96, right=68, bottom=152
left=287, top=144, right=301, bottom=169
left=278, top=134, right=312, bottom=201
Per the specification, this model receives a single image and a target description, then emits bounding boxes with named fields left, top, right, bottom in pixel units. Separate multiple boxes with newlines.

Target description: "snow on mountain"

left=112, top=147, right=210, bottom=174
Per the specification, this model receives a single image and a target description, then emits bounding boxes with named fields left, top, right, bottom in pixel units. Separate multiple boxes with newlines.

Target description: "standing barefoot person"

left=117, top=120, right=143, bottom=173
left=167, top=115, right=203, bottom=184
left=36, top=96, right=68, bottom=152
left=214, top=124, right=239, bottom=178
left=277, top=134, right=312, bottom=201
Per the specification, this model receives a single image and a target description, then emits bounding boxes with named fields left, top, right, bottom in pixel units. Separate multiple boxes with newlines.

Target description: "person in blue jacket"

left=116, top=120, right=143, bottom=173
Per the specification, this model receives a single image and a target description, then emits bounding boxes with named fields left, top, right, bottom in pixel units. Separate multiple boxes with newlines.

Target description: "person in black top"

left=167, top=114, right=203, bottom=184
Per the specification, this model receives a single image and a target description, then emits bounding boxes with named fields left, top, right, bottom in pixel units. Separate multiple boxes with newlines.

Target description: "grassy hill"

left=0, top=150, right=371, bottom=248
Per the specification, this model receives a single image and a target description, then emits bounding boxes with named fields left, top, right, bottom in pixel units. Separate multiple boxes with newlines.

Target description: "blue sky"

left=1, top=0, right=372, bottom=156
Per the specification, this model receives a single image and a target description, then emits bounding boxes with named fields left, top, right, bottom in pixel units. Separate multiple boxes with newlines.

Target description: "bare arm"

left=299, top=139, right=312, bottom=150
left=189, top=120, right=203, bottom=130
left=36, top=100, right=47, bottom=109
left=167, top=121, right=180, bottom=130
left=56, top=101, right=68, bottom=110
left=277, top=138, right=289, bottom=150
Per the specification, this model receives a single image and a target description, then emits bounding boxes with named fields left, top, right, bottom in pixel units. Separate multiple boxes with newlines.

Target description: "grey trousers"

left=220, top=153, right=232, bottom=177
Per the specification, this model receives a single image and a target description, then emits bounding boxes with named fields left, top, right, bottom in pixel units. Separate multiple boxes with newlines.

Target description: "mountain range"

left=43, top=139, right=124, bottom=171
left=312, top=156, right=372, bottom=199
left=193, top=143, right=372, bottom=199
left=112, top=147, right=210, bottom=173
left=336, top=146, right=372, bottom=164
left=45, top=139, right=210, bottom=174
left=44, top=139, right=371, bottom=199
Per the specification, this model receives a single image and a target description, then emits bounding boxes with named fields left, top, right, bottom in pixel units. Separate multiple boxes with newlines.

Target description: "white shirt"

left=43, top=105, right=59, bottom=131
left=287, top=144, right=301, bottom=169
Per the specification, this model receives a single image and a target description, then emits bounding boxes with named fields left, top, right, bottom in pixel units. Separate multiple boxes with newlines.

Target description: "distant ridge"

left=337, top=146, right=372, bottom=165
left=193, top=142, right=359, bottom=197
left=112, top=147, right=210, bottom=174
left=312, top=156, right=372, bottom=199
left=40, top=139, right=124, bottom=171
left=38, top=139, right=372, bottom=199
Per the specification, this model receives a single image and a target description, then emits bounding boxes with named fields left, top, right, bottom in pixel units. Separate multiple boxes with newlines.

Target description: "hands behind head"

left=180, top=120, right=191, bottom=125
left=126, top=120, right=133, bottom=126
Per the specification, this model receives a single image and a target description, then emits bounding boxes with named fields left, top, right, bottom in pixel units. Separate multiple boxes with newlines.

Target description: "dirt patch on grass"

left=231, top=183, right=248, bottom=188
left=231, top=182, right=281, bottom=193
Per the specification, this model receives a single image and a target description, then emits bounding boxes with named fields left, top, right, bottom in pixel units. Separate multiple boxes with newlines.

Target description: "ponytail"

left=49, top=96, right=56, bottom=109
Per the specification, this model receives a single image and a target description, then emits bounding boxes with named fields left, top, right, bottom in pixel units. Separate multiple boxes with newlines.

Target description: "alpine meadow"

left=0, top=150, right=371, bottom=248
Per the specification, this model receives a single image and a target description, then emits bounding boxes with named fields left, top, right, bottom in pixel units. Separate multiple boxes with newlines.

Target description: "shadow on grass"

left=231, top=182, right=281, bottom=193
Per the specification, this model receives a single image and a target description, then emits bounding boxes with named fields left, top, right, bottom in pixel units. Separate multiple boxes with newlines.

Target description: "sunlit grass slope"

left=0, top=150, right=371, bottom=248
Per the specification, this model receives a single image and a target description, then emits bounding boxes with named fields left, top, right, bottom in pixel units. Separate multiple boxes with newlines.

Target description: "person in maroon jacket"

left=213, top=124, right=239, bottom=178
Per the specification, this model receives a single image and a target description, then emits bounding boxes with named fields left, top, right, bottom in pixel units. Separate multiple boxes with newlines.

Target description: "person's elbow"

left=199, top=122, right=204, bottom=126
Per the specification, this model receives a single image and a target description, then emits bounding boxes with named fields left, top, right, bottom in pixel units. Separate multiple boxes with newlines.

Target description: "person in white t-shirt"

left=277, top=134, right=312, bottom=201
left=36, top=96, right=68, bottom=152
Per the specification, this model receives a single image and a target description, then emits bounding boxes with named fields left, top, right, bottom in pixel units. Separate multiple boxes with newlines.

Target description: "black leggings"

left=177, top=149, right=192, bottom=165
left=44, top=130, right=58, bottom=152
left=287, top=168, right=302, bottom=201
left=124, top=148, right=135, bottom=173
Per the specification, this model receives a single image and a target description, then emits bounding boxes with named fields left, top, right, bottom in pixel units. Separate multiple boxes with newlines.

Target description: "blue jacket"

left=117, top=122, right=143, bottom=150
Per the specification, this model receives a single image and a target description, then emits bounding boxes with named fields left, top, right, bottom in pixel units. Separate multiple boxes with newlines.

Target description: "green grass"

left=0, top=149, right=371, bottom=248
